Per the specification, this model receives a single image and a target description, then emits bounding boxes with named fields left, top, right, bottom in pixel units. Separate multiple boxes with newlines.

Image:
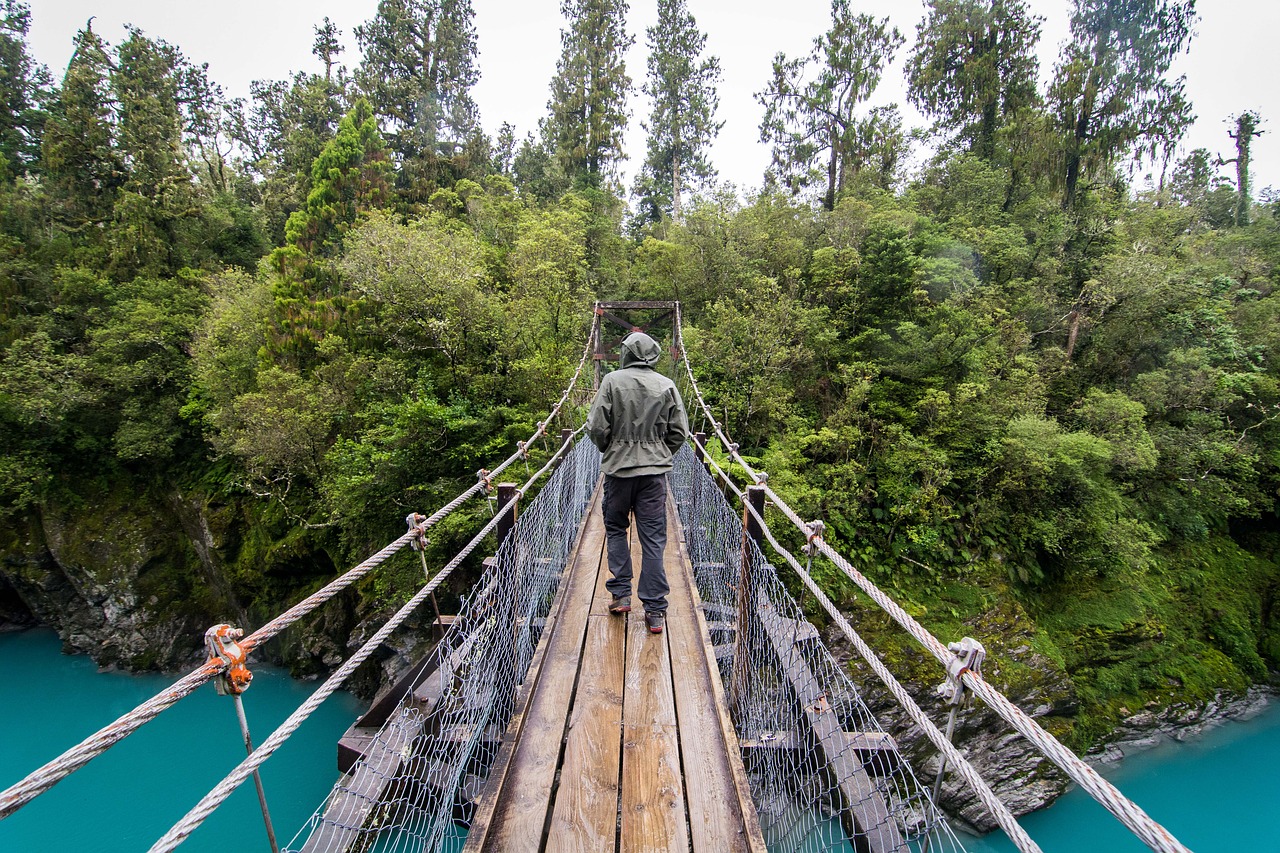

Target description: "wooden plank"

left=738, top=731, right=900, bottom=776
left=668, top=497, right=769, bottom=853
left=621, top=527, right=688, bottom=853
left=545, top=550, right=627, bottom=853
left=665, top=499, right=758, bottom=853
left=463, top=485, right=606, bottom=853
left=757, top=601, right=903, bottom=853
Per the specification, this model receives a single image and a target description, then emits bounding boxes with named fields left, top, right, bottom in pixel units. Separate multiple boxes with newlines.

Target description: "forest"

left=0, top=0, right=1277, bottom=753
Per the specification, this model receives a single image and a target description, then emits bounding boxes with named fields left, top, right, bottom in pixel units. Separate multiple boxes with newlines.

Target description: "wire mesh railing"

left=670, top=445, right=967, bottom=853
left=283, top=437, right=602, bottom=853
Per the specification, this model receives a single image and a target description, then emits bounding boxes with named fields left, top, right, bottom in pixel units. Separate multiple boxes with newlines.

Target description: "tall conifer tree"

left=0, top=0, right=51, bottom=181
left=355, top=0, right=480, bottom=160
left=41, top=24, right=119, bottom=227
left=634, top=0, right=721, bottom=223
left=757, top=0, right=904, bottom=209
left=546, top=0, right=633, bottom=187
left=110, top=28, right=199, bottom=275
left=1050, top=0, right=1197, bottom=208
left=906, top=0, right=1041, bottom=161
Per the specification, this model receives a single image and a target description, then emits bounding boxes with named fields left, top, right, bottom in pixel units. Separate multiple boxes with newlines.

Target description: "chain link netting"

left=670, top=446, right=967, bottom=853
left=283, top=438, right=601, bottom=853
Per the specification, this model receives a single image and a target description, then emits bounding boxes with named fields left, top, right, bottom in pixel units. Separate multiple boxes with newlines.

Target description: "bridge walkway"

left=462, top=484, right=767, bottom=853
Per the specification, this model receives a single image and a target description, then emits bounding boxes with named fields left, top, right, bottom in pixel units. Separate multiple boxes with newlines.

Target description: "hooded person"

left=586, top=331, right=690, bottom=633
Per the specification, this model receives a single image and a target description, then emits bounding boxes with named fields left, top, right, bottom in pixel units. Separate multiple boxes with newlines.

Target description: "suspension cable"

left=149, top=427, right=587, bottom=852
left=0, top=330, right=596, bottom=822
left=695, top=449, right=1040, bottom=853
left=675, top=309, right=1190, bottom=853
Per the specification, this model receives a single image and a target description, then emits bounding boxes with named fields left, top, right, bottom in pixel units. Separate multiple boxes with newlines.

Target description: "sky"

left=24, top=0, right=1280, bottom=198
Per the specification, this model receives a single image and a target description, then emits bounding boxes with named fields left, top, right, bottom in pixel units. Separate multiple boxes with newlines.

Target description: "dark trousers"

left=602, top=473, right=669, bottom=614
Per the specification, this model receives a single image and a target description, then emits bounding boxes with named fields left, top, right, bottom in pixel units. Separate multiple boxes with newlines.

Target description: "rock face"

left=0, top=482, right=418, bottom=685
left=1090, top=686, right=1275, bottom=764
left=0, top=488, right=237, bottom=670
left=827, top=600, right=1076, bottom=833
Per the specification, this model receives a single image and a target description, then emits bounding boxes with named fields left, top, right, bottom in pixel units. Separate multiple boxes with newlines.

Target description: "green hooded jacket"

left=586, top=332, right=690, bottom=477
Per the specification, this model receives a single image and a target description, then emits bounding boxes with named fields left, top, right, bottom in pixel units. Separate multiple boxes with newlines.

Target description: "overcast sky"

left=25, top=0, right=1280, bottom=198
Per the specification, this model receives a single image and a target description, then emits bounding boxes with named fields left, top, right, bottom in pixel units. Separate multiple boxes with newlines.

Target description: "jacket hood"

left=620, top=332, right=662, bottom=368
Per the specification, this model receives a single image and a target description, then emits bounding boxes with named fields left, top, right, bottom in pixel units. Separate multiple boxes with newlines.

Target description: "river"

left=2, top=627, right=1276, bottom=852
left=0, top=628, right=366, bottom=852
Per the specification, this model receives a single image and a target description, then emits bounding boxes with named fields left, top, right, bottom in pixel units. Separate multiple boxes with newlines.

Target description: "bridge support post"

left=495, top=483, right=518, bottom=546
left=731, top=485, right=767, bottom=710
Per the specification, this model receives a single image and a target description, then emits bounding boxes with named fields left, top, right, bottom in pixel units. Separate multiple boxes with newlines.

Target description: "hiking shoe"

left=645, top=611, right=665, bottom=634
left=609, top=595, right=631, bottom=614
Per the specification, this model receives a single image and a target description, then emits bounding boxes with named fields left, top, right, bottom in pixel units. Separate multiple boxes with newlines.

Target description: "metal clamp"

left=937, top=637, right=985, bottom=707
left=205, top=624, right=253, bottom=696
left=405, top=512, right=429, bottom=552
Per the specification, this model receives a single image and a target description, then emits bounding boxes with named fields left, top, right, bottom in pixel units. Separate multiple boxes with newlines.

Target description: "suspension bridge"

left=0, top=303, right=1194, bottom=853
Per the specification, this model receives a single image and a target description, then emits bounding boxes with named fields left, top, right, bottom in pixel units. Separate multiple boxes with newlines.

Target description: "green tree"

left=545, top=0, right=634, bottom=187
left=633, top=0, right=722, bottom=224
left=109, top=27, right=202, bottom=276
left=1220, top=110, right=1263, bottom=227
left=906, top=0, right=1041, bottom=161
left=229, top=65, right=349, bottom=244
left=355, top=0, right=480, bottom=160
left=757, top=0, right=904, bottom=210
left=40, top=24, right=120, bottom=230
left=314, top=16, right=343, bottom=84
left=1050, top=0, right=1197, bottom=208
left=282, top=98, right=392, bottom=259
left=0, top=0, right=50, bottom=181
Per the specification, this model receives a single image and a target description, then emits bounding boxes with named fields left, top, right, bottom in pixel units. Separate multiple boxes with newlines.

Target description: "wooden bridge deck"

left=462, top=484, right=768, bottom=853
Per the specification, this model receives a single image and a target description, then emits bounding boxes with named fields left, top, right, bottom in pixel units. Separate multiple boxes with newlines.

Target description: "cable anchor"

left=937, top=637, right=986, bottom=707
left=803, top=519, right=825, bottom=556
left=205, top=624, right=253, bottom=696
left=405, top=512, right=429, bottom=552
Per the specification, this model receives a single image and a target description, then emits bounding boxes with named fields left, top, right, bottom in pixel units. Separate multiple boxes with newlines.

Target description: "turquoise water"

left=0, top=629, right=367, bottom=852
left=4, top=627, right=1277, bottom=853
left=962, top=698, right=1280, bottom=853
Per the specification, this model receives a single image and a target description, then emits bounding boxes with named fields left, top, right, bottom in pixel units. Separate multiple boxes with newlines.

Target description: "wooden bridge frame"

left=316, top=471, right=907, bottom=852
left=591, top=301, right=684, bottom=390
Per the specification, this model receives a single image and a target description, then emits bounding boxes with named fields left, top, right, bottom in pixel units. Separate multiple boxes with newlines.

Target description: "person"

left=586, top=331, right=690, bottom=634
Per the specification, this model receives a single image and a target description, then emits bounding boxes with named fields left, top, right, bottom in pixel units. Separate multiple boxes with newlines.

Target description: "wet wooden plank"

left=545, top=540, right=627, bottom=853
left=665, top=498, right=764, bottom=853
left=463, top=485, right=606, bottom=853
left=620, top=528, right=687, bottom=853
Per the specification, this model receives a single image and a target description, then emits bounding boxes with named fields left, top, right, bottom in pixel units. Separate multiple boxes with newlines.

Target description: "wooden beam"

left=665, top=496, right=768, bottom=852
left=756, top=600, right=904, bottom=853
left=596, top=300, right=680, bottom=310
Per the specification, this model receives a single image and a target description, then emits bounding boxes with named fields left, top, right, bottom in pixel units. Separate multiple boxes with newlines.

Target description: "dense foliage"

left=1, top=0, right=1277, bottom=743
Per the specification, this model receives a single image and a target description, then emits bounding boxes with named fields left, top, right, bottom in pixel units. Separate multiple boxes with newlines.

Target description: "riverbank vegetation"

left=0, top=0, right=1277, bottom=747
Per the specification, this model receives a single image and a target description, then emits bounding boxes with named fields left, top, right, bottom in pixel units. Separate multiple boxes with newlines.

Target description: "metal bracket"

left=936, top=637, right=985, bottom=707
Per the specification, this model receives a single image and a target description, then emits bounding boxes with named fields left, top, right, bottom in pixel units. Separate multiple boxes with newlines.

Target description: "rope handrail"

left=0, top=329, right=596, bottom=823
left=674, top=307, right=1191, bottom=853
left=695, top=448, right=1041, bottom=853
left=149, top=425, right=588, bottom=852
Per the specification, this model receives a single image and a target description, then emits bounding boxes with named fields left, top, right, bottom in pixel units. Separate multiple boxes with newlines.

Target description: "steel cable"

left=0, top=332, right=596, bottom=823
left=151, top=432, right=596, bottom=852
left=674, top=310, right=1191, bottom=853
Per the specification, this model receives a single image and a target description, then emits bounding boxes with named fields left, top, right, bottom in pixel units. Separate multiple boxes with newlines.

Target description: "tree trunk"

left=1232, top=112, right=1259, bottom=227
left=1065, top=309, right=1081, bottom=361
left=825, top=119, right=838, bottom=211
left=672, top=152, right=682, bottom=223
